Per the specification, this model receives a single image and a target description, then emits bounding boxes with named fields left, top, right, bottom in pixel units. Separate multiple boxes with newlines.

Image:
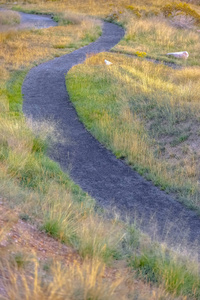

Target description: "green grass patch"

left=130, top=246, right=200, bottom=299
left=53, top=44, right=67, bottom=49
left=5, top=71, right=27, bottom=113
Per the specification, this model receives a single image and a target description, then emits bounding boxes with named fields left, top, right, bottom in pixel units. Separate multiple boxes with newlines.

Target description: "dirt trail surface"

left=22, top=20, right=200, bottom=255
left=0, top=8, right=56, bottom=30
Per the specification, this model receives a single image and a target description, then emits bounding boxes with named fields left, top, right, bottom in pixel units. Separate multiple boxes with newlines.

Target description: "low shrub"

left=161, top=2, right=200, bottom=24
left=126, top=5, right=141, bottom=18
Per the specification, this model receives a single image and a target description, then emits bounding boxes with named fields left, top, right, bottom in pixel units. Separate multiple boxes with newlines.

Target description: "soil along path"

left=22, top=20, right=200, bottom=255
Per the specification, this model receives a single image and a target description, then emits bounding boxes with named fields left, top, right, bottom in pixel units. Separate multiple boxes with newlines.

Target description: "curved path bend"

left=22, top=20, right=200, bottom=255
left=0, top=8, right=56, bottom=30
left=18, top=11, right=56, bottom=29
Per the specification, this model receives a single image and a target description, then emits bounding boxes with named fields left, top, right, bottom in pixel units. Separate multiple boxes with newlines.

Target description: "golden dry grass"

left=111, top=12, right=200, bottom=65
left=4, top=0, right=199, bottom=19
left=1, top=255, right=186, bottom=300
left=0, top=18, right=101, bottom=73
left=1, top=255, right=120, bottom=300
left=67, top=52, right=200, bottom=208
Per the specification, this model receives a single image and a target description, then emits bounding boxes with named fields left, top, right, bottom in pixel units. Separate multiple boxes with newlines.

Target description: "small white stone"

left=166, top=51, right=189, bottom=59
left=105, top=59, right=113, bottom=65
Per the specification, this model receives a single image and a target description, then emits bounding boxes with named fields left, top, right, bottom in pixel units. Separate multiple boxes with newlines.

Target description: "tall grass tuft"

left=2, top=258, right=122, bottom=300
left=0, top=10, right=21, bottom=27
left=130, top=245, right=200, bottom=299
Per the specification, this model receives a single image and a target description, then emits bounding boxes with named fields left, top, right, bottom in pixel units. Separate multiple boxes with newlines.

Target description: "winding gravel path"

left=22, top=17, right=200, bottom=255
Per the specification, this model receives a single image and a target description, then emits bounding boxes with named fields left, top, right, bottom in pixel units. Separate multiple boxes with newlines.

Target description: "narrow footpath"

left=22, top=20, right=200, bottom=255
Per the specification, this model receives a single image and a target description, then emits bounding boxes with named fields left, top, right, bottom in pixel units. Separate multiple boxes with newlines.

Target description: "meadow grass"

left=67, top=53, right=200, bottom=210
left=3, top=0, right=200, bottom=67
left=113, top=16, right=200, bottom=66
left=0, top=0, right=200, bottom=298
left=5, top=0, right=200, bottom=17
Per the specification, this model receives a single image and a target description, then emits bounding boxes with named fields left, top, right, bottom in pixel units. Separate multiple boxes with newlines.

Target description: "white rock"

left=166, top=51, right=189, bottom=59
left=105, top=59, right=113, bottom=65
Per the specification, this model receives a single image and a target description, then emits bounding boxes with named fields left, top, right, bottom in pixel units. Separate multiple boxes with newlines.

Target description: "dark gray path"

left=22, top=21, right=200, bottom=256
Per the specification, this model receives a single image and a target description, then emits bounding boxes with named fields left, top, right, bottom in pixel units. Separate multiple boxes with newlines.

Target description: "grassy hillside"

left=0, top=1, right=200, bottom=299
left=66, top=0, right=200, bottom=210
left=67, top=53, right=200, bottom=210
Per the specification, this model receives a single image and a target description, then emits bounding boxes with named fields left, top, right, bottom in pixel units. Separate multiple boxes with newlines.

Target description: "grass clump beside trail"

left=129, top=243, right=200, bottom=299
left=1, top=258, right=122, bottom=300
left=0, top=10, right=21, bottom=26
left=67, top=53, right=200, bottom=210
